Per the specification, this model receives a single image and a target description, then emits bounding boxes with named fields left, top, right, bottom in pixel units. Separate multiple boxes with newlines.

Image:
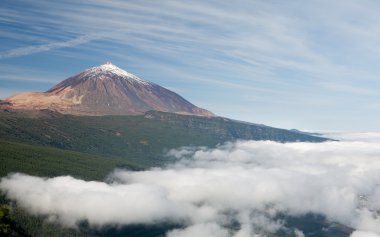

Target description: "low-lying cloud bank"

left=2, top=133, right=380, bottom=236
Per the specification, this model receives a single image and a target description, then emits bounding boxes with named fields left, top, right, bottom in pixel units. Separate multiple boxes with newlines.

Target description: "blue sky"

left=1, top=0, right=380, bottom=131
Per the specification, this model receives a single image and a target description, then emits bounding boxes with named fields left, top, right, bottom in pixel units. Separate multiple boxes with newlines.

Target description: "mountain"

left=3, top=62, right=213, bottom=116
left=0, top=109, right=329, bottom=167
left=0, top=110, right=345, bottom=237
left=0, top=64, right=334, bottom=237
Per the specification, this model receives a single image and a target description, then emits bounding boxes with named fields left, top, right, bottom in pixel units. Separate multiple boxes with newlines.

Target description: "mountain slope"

left=3, top=62, right=213, bottom=116
left=0, top=110, right=328, bottom=167
left=0, top=139, right=141, bottom=181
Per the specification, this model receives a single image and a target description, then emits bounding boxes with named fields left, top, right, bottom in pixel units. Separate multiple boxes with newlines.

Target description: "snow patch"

left=83, top=62, right=151, bottom=86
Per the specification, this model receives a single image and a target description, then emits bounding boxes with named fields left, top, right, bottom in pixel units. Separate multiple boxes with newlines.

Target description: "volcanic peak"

left=82, top=62, right=151, bottom=86
left=3, top=63, right=214, bottom=117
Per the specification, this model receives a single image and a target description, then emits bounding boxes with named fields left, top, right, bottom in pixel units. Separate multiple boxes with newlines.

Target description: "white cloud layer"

left=351, top=231, right=380, bottom=237
left=3, top=133, right=380, bottom=236
left=166, top=223, right=229, bottom=237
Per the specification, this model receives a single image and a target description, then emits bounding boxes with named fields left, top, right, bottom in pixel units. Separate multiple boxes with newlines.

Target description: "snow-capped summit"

left=82, top=62, right=151, bottom=86
left=3, top=63, right=214, bottom=117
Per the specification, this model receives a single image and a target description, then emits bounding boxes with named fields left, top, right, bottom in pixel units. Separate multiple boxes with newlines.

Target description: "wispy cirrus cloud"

left=0, top=34, right=100, bottom=59
left=3, top=0, right=380, bottom=129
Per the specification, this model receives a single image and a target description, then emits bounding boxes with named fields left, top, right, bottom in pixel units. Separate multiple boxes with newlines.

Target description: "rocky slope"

left=3, top=62, right=214, bottom=116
